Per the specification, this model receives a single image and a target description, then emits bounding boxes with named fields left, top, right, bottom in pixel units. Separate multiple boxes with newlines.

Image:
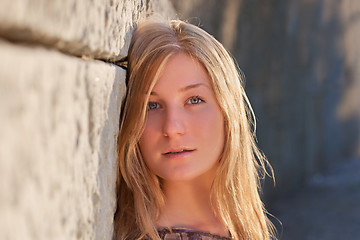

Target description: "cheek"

left=138, top=118, right=160, bottom=164
left=212, top=116, right=225, bottom=149
left=138, top=133, right=153, bottom=173
left=196, top=107, right=224, bottom=137
left=204, top=108, right=225, bottom=155
left=139, top=124, right=152, bottom=157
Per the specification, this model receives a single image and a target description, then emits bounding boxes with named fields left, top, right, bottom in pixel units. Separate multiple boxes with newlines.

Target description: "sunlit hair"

left=115, top=18, right=275, bottom=240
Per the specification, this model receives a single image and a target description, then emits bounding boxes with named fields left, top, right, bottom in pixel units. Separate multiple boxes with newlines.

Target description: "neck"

left=156, top=174, right=229, bottom=237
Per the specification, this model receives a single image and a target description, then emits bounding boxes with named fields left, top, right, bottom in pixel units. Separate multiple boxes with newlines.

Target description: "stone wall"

left=173, top=0, right=360, bottom=199
left=0, top=1, right=174, bottom=240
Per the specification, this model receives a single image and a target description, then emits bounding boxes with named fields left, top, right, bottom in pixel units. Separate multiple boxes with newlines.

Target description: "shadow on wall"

left=172, top=0, right=360, bottom=199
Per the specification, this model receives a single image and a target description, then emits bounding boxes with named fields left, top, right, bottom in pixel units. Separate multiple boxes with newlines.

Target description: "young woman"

left=114, top=18, right=275, bottom=240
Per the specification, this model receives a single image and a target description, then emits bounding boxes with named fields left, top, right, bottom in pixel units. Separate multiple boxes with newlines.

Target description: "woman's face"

left=139, top=53, right=224, bottom=183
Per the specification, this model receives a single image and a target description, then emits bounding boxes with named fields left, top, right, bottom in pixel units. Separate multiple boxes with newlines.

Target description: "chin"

left=160, top=174, right=197, bottom=182
left=159, top=169, right=213, bottom=183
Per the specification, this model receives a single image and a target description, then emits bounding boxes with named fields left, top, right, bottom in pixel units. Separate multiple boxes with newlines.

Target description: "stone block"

left=0, top=0, right=175, bottom=59
left=0, top=39, right=126, bottom=240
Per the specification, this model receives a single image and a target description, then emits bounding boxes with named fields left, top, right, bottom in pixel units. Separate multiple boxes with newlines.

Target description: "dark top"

left=157, top=228, right=232, bottom=240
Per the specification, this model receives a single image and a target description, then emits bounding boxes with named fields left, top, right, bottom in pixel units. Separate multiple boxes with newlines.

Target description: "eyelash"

left=186, top=96, right=204, bottom=105
left=147, top=102, right=160, bottom=110
left=147, top=96, right=205, bottom=110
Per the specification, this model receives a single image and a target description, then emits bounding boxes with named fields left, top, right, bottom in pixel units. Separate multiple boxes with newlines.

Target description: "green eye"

left=187, top=96, right=203, bottom=104
left=148, top=102, right=160, bottom=110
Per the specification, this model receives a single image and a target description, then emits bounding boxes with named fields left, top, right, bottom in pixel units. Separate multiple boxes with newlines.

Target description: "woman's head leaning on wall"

left=114, top=17, right=275, bottom=240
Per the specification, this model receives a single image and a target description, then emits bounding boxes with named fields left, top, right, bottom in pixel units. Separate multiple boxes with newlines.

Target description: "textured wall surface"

left=0, top=0, right=174, bottom=239
left=0, top=40, right=125, bottom=240
left=0, top=0, right=174, bottom=59
left=173, top=0, right=360, bottom=199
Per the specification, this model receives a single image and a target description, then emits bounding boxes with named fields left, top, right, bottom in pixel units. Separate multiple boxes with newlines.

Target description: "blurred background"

left=172, top=0, right=360, bottom=239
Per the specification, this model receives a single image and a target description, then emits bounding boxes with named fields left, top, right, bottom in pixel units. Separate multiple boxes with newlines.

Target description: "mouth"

left=164, top=149, right=193, bottom=155
left=162, top=148, right=195, bottom=158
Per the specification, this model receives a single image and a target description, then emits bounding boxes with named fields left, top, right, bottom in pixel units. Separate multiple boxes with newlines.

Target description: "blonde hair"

left=115, top=18, right=275, bottom=240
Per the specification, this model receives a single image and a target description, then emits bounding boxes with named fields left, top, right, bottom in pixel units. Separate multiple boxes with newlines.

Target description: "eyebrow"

left=150, top=83, right=210, bottom=96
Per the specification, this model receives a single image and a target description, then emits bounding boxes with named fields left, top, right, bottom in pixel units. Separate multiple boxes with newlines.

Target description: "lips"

left=162, top=148, right=195, bottom=158
left=165, top=149, right=191, bottom=154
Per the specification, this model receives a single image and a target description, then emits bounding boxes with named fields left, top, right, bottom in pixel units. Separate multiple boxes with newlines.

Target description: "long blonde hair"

left=115, top=18, right=275, bottom=240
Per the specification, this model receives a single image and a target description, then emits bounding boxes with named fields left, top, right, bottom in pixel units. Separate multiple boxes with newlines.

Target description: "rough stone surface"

left=0, top=39, right=126, bottom=240
left=0, top=1, right=174, bottom=239
left=0, top=0, right=175, bottom=60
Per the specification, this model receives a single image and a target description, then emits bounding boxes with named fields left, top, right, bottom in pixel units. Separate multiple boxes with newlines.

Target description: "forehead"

left=151, top=53, right=211, bottom=92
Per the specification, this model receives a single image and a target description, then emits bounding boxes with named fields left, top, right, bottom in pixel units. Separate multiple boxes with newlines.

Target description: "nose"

left=162, top=107, right=186, bottom=137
